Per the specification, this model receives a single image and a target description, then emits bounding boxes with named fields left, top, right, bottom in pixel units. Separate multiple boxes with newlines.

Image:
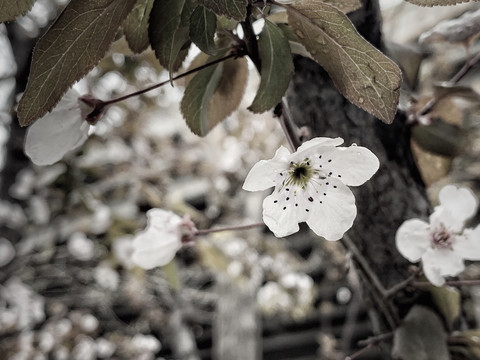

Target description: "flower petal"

left=131, top=229, right=181, bottom=269
left=395, top=219, right=430, bottom=262
left=146, top=208, right=182, bottom=234
left=438, top=185, right=478, bottom=224
left=24, top=89, right=89, bottom=165
left=422, top=248, right=464, bottom=286
left=429, top=207, right=463, bottom=234
left=315, top=146, right=380, bottom=186
left=262, top=192, right=302, bottom=237
left=296, top=137, right=344, bottom=153
left=243, top=146, right=291, bottom=192
left=454, top=225, right=480, bottom=261
left=306, top=179, right=356, bottom=241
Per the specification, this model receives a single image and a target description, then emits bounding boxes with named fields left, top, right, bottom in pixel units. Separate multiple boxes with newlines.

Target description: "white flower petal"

left=146, top=208, right=182, bottom=233
left=422, top=262, right=446, bottom=287
left=306, top=179, right=356, bottom=241
left=131, top=229, right=181, bottom=269
left=422, top=248, right=464, bottom=286
left=429, top=207, right=464, bottom=234
left=395, top=219, right=430, bottom=262
left=454, top=225, right=480, bottom=261
left=296, top=137, right=344, bottom=153
left=438, top=185, right=478, bottom=224
left=243, top=146, right=291, bottom=191
left=24, top=89, right=89, bottom=165
left=316, top=146, right=380, bottom=186
left=262, top=193, right=302, bottom=237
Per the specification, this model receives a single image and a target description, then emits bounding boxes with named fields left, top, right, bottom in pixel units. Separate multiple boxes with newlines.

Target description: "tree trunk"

left=286, top=0, right=430, bottom=336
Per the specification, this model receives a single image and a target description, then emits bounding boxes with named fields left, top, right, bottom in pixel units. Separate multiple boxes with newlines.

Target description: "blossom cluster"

left=396, top=185, right=480, bottom=286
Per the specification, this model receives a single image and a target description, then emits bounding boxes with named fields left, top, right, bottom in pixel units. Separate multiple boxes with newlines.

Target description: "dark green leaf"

left=149, top=0, right=194, bottom=76
left=412, top=119, right=465, bottom=156
left=181, top=51, right=248, bottom=136
left=428, top=285, right=461, bottom=330
left=405, top=0, right=478, bottom=6
left=123, top=0, right=154, bottom=54
left=392, top=305, right=449, bottom=360
left=287, top=0, right=402, bottom=124
left=249, top=20, right=294, bottom=113
left=181, top=54, right=224, bottom=136
left=17, top=0, right=137, bottom=127
left=190, top=5, right=217, bottom=55
left=0, top=0, right=36, bottom=23
left=198, top=0, right=247, bottom=21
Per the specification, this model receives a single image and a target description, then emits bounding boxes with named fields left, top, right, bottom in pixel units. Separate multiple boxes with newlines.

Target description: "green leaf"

left=405, top=0, right=478, bottom=6
left=149, top=0, right=194, bottom=76
left=198, top=0, right=247, bottom=21
left=123, top=0, right=154, bottom=54
left=17, top=0, right=137, bottom=127
left=249, top=20, right=294, bottom=113
left=287, top=0, right=402, bottom=124
left=181, top=52, right=248, bottom=136
left=392, top=305, right=450, bottom=360
left=0, top=0, right=36, bottom=23
left=190, top=5, right=217, bottom=55
left=412, top=120, right=465, bottom=156
left=428, top=285, right=461, bottom=330
left=320, top=0, right=362, bottom=13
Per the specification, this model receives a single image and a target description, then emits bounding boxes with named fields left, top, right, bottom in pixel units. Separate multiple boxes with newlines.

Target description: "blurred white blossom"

left=0, top=237, right=15, bottom=266
left=0, top=278, right=45, bottom=331
left=67, top=232, right=95, bottom=261
left=24, top=88, right=90, bottom=165
left=243, top=137, right=379, bottom=240
left=131, top=209, right=187, bottom=269
left=396, top=185, right=480, bottom=286
left=94, top=264, right=119, bottom=291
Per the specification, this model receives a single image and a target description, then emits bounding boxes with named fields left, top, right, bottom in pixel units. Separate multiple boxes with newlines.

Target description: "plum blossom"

left=396, top=185, right=480, bottom=286
left=132, top=209, right=195, bottom=269
left=24, top=88, right=92, bottom=165
left=243, top=137, right=379, bottom=240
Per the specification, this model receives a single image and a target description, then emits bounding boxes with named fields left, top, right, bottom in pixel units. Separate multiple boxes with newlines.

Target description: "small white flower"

left=131, top=209, right=184, bottom=269
left=396, top=185, right=480, bottom=286
left=24, top=88, right=90, bottom=166
left=243, top=137, right=379, bottom=240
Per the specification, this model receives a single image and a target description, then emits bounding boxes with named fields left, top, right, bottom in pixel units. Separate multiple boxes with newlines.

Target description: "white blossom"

left=243, top=137, right=379, bottom=240
left=24, top=88, right=90, bottom=166
left=131, top=209, right=184, bottom=269
left=396, top=185, right=480, bottom=286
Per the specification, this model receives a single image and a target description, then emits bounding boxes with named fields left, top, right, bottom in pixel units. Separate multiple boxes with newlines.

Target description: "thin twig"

left=413, top=279, right=480, bottom=288
left=383, top=273, right=418, bottom=299
left=194, top=222, right=264, bottom=236
left=340, top=235, right=400, bottom=328
left=345, top=332, right=394, bottom=360
left=413, top=51, right=480, bottom=119
left=102, top=53, right=237, bottom=106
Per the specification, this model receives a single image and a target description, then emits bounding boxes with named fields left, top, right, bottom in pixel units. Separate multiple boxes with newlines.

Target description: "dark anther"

left=283, top=207, right=286, bottom=210
left=328, top=159, right=332, bottom=162
left=286, top=188, right=290, bottom=191
left=329, top=172, right=332, bottom=175
left=274, top=200, right=278, bottom=203
left=306, top=209, right=310, bottom=212
left=286, top=197, right=290, bottom=201
left=308, top=197, right=313, bottom=202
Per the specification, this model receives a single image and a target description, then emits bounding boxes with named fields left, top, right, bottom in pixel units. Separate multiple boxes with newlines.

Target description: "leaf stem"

left=194, top=222, right=264, bottom=236
left=102, top=53, right=237, bottom=106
